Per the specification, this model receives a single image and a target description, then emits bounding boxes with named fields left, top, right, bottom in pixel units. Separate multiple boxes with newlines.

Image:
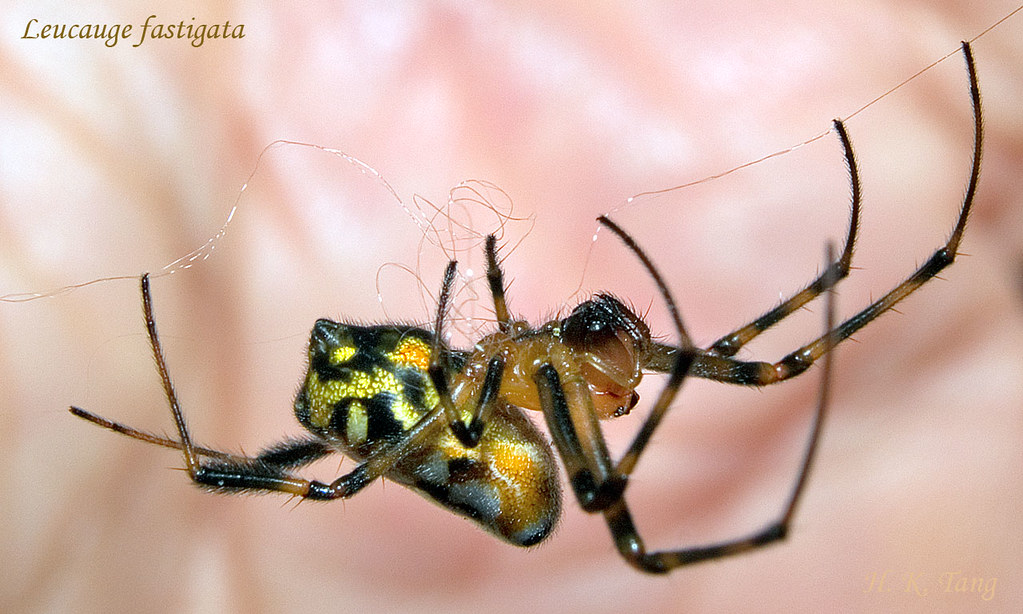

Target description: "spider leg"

left=427, top=256, right=506, bottom=448
left=69, top=280, right=334, bottom=474
left=71, top=405, right=333, bottom=469
left=648, top=41, right=981, bottom=388
left=607, top=243, right=838, bottom=573
left=69, top=405, right=261, bottom=464
left=187, top=404, right=449, bottom=500
left=533, top=216, right=697, bottom=512
left=249, top=437, right=335, bottom=470
left=709, top=118, right=860, bottom=357
left=78, top=273, right=459, bottom=500
left=427, top=260, right=474, bottom=442
left=444, top=235, right=517, bottom=447
left=534, top=355, right=623, bottom=510
left=485, top=234, right=514, bottom=332
left=596, top=216, right=696, bottom=477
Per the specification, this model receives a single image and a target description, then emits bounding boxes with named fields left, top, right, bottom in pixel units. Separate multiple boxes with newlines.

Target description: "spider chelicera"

left=71, top=42, right=981, bottom=573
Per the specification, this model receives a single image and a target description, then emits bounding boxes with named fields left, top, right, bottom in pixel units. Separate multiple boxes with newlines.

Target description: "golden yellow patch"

left=489, top=440, right=550, bottom=531
left=389, top=337, right=432, bottom=371
left=491, top=440, right=535, bottom=484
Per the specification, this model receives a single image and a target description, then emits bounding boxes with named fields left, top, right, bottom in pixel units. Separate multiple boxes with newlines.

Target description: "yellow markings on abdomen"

left=346, top=401, right=368, bottom=445
left=305, top=368, right=423, bottom=431
left=331, top=344, right=357, bottom=364
left=433, top=421, right=556, bottom=544
left=488, top=439, right=554, bottom=535
left=388, top=336, right=432, bottom=371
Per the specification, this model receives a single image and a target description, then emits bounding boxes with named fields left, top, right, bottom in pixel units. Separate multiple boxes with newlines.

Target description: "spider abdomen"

left=295, top=319, right=561, bottom=545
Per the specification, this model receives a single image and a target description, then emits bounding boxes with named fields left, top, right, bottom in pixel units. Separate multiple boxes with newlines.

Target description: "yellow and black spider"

left=70, top=42, right=981, bottom=574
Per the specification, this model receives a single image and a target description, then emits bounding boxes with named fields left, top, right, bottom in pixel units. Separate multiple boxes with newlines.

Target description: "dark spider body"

left=71, top=43, right=982, bottom=573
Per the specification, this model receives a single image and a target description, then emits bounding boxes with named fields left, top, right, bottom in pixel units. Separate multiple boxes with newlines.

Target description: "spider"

left=71, top=42, right=982, bottom=574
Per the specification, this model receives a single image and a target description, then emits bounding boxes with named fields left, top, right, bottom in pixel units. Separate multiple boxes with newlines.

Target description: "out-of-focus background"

left=2, top=2, right=1021, bottom=612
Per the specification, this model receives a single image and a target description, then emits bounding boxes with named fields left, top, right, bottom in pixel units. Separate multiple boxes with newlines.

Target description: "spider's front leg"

left=677, top=41, right=983, bottom=388
left=708, top=118, right=860, bottom=358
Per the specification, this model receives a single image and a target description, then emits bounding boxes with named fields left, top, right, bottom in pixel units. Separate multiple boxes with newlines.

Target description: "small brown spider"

left=71, top=42, right=981, bottom=573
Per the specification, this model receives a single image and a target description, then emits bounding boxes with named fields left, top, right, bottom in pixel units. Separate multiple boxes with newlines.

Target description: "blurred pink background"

left=2, top=2, right=1021, bottom=612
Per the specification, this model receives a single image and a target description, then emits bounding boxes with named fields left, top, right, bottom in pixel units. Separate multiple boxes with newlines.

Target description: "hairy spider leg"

left=709, top=119, right=860, bottom=357
left=648, top=41, right=982, bottom=388
left=74, top=274, right=457, bottom=501
left=428, top=253, right=508, bottom=448
left=600, top=226, right=837, bottom=572
left=69, top=406, right=332, bottom=469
